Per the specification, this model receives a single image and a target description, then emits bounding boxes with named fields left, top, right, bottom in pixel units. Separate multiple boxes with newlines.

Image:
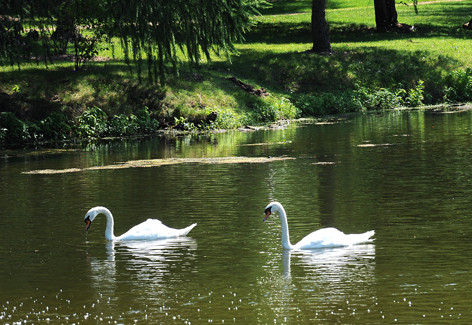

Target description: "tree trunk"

left=311, top=0, right=332, bottom=53
left=374, top=0, right=398, bottom=32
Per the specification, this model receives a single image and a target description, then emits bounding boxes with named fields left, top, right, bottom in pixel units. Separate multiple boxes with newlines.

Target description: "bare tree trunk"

left=374, top=0, right=398, bottom=32
left=374, top=0, right=413, bottom=32
left=311, top=0, right=332, bottom=53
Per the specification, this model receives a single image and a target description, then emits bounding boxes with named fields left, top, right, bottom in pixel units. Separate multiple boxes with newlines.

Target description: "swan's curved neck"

left=277, top=205, right=293, bottom=249
left=98, top=207, right=116, bottom=240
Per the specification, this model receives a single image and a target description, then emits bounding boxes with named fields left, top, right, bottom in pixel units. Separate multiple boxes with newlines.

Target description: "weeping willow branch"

left=106, top=0, right=265, bottom=83
left=0, top=0, right=265, bottom=82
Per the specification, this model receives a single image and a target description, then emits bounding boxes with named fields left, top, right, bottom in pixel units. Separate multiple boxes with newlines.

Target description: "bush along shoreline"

left=1, top=67, right=472, bottom=149
left=0, top=106, right=159, bottom=149
left=0, top=91, right=300, bottom=149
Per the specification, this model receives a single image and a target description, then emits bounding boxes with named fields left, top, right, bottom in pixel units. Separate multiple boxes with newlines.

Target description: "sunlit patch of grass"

left=161, top=73, right=251, bottom=123
left=62, top=81, right=96, bottom=108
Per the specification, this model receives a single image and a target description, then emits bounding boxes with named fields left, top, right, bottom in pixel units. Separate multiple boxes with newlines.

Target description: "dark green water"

left=1, top=110, right=472, bottom=323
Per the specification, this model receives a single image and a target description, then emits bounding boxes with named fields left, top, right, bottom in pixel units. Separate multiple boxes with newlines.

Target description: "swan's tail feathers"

left=358, top=230, right=375, bottom=244
left=179, top=223, right=197, bottom=236
left=346, top=230, right=375, bottom=246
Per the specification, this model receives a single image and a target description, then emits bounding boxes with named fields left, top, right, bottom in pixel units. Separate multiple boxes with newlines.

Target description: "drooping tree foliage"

left=0, top=0, right=263, bottom=80
left=105, top=0, right=262, bottom=82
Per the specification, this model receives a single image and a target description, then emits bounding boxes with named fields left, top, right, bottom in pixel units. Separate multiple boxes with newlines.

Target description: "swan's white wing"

left=294, top=228, right=346, bottom=249
left=117, top=219, right=196, bottom=240
left=294, top=228, right=374, bottom=249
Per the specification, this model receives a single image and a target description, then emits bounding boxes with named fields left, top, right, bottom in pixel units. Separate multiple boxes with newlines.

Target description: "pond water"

left=1, top=110, right=472, bottom=324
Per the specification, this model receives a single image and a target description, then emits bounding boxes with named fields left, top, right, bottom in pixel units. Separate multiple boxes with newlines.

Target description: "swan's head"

left=84, top=207, right=101, bottom=231
left=264, top=202, right=282, bottom=221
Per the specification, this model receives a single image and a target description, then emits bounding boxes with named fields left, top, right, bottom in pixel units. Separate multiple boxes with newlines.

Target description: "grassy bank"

left=1, top=0, right=472, bottom=147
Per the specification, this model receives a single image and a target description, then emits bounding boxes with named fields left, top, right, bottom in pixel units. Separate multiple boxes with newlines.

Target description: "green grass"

left=236, top=0, right=472, bottom=95
left=1, top=0, right=472, bottom=147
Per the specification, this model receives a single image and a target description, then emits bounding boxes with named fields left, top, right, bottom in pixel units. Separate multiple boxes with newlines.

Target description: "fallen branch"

left=226, top=77, right=269, bottom=97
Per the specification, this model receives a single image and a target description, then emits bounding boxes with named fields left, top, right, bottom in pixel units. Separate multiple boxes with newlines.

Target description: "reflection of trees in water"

left=318, top=163, right=336, bottom=227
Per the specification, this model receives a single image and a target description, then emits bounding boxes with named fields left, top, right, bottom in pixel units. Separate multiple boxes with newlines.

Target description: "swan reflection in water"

left=257, top=244, right=375, bottom=321
left=283, top=244, right=376, bottom=306
left=282, top=244, right=375, bottom=279
left=87, top=238, right=197, bottom=295
left=256, top=244, right=375, bottom=321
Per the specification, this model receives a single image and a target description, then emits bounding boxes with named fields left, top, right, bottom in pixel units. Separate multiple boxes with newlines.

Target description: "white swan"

left=84, top=206, right=197, bottom=241
left=263, top=202, right=374, bottom=250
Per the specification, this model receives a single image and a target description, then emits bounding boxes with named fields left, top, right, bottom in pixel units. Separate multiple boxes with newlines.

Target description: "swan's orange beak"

left=263, top=208, right=272, bottom=222
left=85, top=217, right=91, bottom=231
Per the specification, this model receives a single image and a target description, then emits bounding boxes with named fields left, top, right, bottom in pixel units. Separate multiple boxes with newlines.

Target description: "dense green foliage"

left=0, top=93, right=302, bottom=146
left=0, top=106, right=161, bottom=146
left=293, top=80, right=426, bottom=116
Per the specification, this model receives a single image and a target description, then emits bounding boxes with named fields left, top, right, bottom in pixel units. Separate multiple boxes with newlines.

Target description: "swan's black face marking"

left=85, top=216, right=92, bottom=231
left=263, top=206, right=272, bottom=221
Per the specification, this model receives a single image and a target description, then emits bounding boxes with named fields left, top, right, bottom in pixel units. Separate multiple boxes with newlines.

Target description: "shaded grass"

left=0, top=58, right=284, bottom=134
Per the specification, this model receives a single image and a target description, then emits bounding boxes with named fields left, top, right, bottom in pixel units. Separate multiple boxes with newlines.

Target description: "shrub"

left=0, top=112, right=32, bottom=145
left=135, top=107, right=159, bottom=133
left=109, top=114, right=134, bottom=136
left=213, top=109, right=248, bottom=129
left=357, top=87, right=404, bottom=110
left=253, top=96, right=300, bottom=122
left=294, top=94, right=329, bottom=116
left=76, top=106, right=160, bottom=138
left=76, top=106, right=108, bottom=138
left=1, top=106, right=160, bottom=146
left=406, top=80, right=425, bottom=107
left=443, top=68, right=472, bottom=102
left=294, top=91, right=364, bottom=116
left=39, top=112, right=72, bottom=140
left=293, top=83, right=427, bottom=117
left=173, top=116, right=196, bottom=131
left=0, top=111, right=74, bottom=146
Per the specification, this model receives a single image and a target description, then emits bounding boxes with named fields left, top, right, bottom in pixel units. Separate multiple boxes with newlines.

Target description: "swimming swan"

left=263, top=202, right=374, bottom=250
left=84, top=206, right=197, bottom=241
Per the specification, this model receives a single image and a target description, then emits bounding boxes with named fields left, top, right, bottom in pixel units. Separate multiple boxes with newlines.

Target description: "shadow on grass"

left=247, top=2, right=472, bottom=44
left=0, top=61, right=167, bottom=119
left=245, top=20, right=471, bottom=45
left=0, top=59, right=270, bottom=124
left=407, top=3, right=472, bottom=28
left=216, top=45, right=458, bottom=99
